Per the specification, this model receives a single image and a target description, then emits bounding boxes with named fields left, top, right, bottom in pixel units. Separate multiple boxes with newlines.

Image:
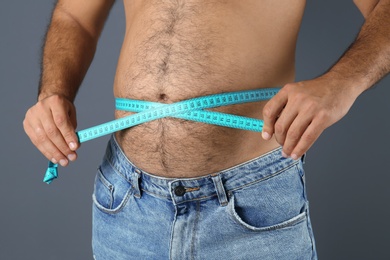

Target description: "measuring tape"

left=44, top=88, right=280, bottom=184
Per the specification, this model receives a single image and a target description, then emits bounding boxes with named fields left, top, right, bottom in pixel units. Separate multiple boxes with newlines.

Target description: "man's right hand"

left=23, top=95, right=79, bottom=167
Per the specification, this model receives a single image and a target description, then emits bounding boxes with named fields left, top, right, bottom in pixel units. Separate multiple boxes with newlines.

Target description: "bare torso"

left=114, top=0, right=306, bottom=177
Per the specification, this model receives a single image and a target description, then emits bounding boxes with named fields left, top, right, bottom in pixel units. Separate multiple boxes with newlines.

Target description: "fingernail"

left=67, top=153, right=76, bottom=161
left=69, top=142, right=76, bottom=150
left=291, top=154, right=299, bottom=160
left=262, top=132, right=271, bottom=140
left=52, top=158, right=58, bottom=164
left=59, top=159, right=68, bottom=167
left=282, top=151, right=289, bottom=158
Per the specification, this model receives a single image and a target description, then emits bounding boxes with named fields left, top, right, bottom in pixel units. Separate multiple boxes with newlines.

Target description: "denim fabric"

left=92, top=135, right=317, bottom=260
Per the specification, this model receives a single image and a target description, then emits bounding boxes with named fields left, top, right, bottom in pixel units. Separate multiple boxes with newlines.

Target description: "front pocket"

left=228, top=195, right=307, bottom=232
left=92, top=162, right=134, bottom=214
left=93, top=168, right=114, bottom=209
left=227, top=164, right=307, bottom=231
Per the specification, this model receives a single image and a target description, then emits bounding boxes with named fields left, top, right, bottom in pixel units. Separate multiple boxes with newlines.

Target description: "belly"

left=113, top=0, right=305, bottom=177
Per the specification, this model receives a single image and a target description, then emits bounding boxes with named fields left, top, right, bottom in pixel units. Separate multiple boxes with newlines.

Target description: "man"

left=23, top=0, right=389, bottom=259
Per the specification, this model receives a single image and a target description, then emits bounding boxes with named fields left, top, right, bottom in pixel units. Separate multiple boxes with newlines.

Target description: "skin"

left=24, top=0, right=389, bottom=178
left=262, top=0, right=388, bottom=160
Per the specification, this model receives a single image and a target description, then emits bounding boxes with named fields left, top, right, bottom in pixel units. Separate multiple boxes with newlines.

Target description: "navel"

left=159, top=93, right=169, bottom=102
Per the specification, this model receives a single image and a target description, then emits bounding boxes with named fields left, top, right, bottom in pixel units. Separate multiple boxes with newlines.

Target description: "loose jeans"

left=92, top=136, right=317, bottom=259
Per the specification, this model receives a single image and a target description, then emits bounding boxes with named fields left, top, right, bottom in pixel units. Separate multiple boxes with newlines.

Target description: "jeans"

left=92, top=135, right=317, bottom=259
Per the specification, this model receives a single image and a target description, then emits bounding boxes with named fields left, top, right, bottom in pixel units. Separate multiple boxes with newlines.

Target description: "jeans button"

left=174, top=186, right=186, bottom=196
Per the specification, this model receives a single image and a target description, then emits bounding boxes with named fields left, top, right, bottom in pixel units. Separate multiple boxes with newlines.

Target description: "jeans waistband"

left=104, top=135, right=299, bottom=206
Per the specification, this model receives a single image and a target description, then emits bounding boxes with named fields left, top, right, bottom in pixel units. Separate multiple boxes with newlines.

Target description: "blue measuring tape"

left=43, top=88, right=280, bottom=184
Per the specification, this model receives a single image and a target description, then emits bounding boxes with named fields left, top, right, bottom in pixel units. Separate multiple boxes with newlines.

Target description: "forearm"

left=326, top=0, right=390, bottom=96
left=24, top=0, right=114, bottom=167
left=38, top=7, right=98, bottom=102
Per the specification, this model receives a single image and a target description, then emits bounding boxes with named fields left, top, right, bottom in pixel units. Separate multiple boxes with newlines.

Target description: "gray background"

left=1, top=1, right=389, bottom=259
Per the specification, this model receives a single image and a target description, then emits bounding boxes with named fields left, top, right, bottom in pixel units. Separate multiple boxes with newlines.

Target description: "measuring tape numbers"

left=44, top=88, right=280, bottom=184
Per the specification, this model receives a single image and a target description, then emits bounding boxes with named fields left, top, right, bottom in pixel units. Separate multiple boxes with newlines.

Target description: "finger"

left=24, top=108, right=67, bottom=164
left=51, top=104, right=79, bottom=152
left=262, top=88, right=288, bottom=140
left=273, top=102, right=298, bottom=146
left=69, top=102, right=78, bottom=131
left=290, top=120, right=324, bottom=160
left=41, top=109, right=76, bottom=163
left=26, top=119, right=69, bottom=166
left=282, top=113, right=313, bottom=157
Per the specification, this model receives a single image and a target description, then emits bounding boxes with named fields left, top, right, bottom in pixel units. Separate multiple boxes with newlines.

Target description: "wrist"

left=38, top=82, right=76, bottom=102
left=38, top=91, right=75, bottom=103
left=320, top=70, right=367, bottom=99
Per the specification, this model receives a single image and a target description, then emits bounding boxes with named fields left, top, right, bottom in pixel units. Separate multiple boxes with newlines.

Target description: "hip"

left=92, top=135, right=317, bottom=259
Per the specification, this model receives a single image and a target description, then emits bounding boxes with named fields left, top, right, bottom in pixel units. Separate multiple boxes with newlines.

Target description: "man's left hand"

left=262, top=76, right=359, bottom=160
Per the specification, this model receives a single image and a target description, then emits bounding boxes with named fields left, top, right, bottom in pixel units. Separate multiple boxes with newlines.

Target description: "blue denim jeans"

left=92, top=136, right=317, bottom=259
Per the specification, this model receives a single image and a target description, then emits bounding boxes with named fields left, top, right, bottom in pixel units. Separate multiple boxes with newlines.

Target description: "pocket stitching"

left=227, top=195, right=307, bottom=232
left=93, top=188, right=133, bottom=214
left=94, top=168, right=114, bottom=209
left=93, top=167, right=133, bottom=214
left=97, top=167, right=113, bottom=190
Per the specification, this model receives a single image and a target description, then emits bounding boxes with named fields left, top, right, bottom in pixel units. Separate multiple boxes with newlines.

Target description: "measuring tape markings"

left=119, top=101, right=265, bottom=131
left=78, top=88, right=279, bottom=142
left=44, top=88, right=280, bottom=184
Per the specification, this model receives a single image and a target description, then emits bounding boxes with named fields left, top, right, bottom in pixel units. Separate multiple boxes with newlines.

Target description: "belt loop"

left=132, top=169, right=142, bottom=198
left=211, top=174, right=228, bottom=207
